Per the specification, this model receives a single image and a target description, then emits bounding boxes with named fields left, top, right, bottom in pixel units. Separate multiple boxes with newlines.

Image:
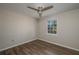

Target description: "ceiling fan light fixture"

left=27, top=5, right=53, bottom=18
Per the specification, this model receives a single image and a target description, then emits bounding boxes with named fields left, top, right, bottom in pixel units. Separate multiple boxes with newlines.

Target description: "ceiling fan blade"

left=27, top=6, right=39, bottom=11
left=41, top=6, right=53, bottom=11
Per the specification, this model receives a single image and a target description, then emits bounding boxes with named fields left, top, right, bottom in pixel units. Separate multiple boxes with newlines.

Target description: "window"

left=48, top=20, right=57, bottom=34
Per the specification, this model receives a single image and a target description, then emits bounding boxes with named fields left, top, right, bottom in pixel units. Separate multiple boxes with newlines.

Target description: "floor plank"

left=0, top=39, right=79, bottom=55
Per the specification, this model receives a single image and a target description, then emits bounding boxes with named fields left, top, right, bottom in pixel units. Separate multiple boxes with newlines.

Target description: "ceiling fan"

left=27, top=5, right=53, bottom=17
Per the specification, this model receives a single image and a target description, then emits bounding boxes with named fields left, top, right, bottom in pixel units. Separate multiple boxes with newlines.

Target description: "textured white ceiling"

left=0, top=3, right=79, bottom=18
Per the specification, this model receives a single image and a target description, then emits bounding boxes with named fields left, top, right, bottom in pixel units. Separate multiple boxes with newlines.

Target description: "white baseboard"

left=38, top=39, right=79, bottom=52
left=0, top=38, right=79, bottom=52
left=0, top=39, right=36, bottom=52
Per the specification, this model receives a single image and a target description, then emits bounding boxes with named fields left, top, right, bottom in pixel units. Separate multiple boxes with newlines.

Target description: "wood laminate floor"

left=0, top=39, right=79, bottom=55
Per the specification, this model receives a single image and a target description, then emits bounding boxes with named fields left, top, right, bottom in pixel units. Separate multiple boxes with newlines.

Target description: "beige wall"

left=0, top=6, right=79, bottom=51
left=0, top=9, right=37, bottom=51
left=38, top=9, right=79, bottom=50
